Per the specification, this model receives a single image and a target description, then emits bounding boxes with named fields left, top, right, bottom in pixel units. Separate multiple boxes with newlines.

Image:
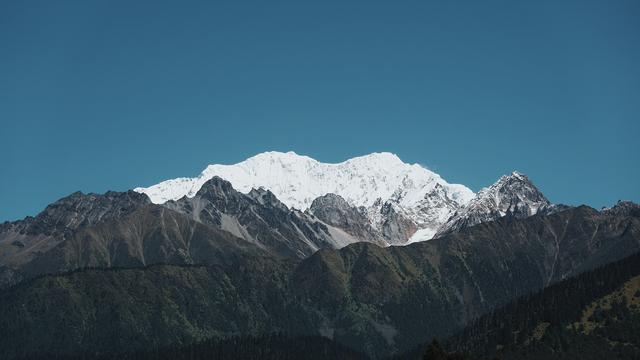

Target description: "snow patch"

left=405, top=228, right=438, bottom=245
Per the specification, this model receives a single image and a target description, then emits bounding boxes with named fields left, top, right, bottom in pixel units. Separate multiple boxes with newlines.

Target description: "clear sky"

left=1, top=0, right=638, bottom=221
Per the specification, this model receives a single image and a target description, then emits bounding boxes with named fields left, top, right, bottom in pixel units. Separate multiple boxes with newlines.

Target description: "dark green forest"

left=439, top=251, right=640, bottom=359
left=50, top=251, right=640, bottom=360
left=16, top=335, right=367, bottom=360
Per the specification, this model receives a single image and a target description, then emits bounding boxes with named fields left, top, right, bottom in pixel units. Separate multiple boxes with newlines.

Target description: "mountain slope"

left=59, top=335, right=368, bottom=360
left=308, top=194, right=384, bottom=244
left=164, top=176, right=383, bottom=258
left=290, top=202, right=640, bottom=356
left=0, top=190, right=267, bottom=288
left=438, top=251, right=640, bottom=360
left=0, top=177, right=391, bottom=288
left=135, top=151, right=475, bottom=243
left=1, top=202, right=637, bottom=359
left=0, top=260, right=301, bottom=360
left=0, top=190, right=150, bottom=269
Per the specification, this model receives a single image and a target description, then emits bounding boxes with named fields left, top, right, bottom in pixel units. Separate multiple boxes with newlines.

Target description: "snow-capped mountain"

left=135, top=151, right=475, bottom=244
left=435, top=171, right=552, bottom=237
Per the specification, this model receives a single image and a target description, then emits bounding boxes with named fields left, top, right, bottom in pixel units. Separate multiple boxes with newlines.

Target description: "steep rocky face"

left=163, top=177, right=368, bottom=258
left=402, top=183, right=461, bottom=237
left=378, top=201, right=419, bottom=245
left=1, top=203, right=637, bottom=359
left=309, top=194, right=384, bottom=245
left=435, top=172, right=552, bottom=237
left=308, top=193, right=420, bottom=246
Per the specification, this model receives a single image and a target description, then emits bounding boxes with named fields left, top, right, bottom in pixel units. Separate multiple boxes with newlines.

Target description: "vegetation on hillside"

left=16, top=335, right=367, bottom=360
left=443, top=251, right=640, bottom=359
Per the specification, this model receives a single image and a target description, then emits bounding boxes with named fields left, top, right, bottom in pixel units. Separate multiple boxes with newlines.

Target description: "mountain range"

left=2, top=152, right=557, bottom=287
left=0, top=151, right=638, bottom=359
left=135, top=151, right=553, bottom=244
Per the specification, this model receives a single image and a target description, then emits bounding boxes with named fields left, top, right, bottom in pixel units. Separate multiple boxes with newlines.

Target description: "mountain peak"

left=135, top=151, right=471, bottom=209
left=495, top=171, right=531, bottom=185
left=135, top=151, right=474, bottom=243
left=602, top=200, right=640, bottom=217
left=435, top=172, right=551, bottom=237
left=247, top=187, right=289, bottom=211
left=194, top=176, right=236, bottom=197
left=483, top=171, right=548, bottom=204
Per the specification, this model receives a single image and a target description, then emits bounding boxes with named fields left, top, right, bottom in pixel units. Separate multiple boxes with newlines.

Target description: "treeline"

left=445, top=251, right=640, bottom=359
left=16, top=334, right=367, bottom=360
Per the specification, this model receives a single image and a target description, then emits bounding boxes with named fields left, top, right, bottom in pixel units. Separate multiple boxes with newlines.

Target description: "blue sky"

left=1, top=0, right=638, bottom=221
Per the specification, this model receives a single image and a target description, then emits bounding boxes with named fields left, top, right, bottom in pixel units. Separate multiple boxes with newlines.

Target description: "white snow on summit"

left=135, top=151, right=475, bottom=242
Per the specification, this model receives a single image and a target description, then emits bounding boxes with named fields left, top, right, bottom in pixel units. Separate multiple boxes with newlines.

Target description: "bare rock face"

left=163, top=177, right=364, bottom=258
left=378, top=201, right=419, bottom=245
left=309, top=193, right=420, bottom=246
left=309, top=194, right=383, bottom=244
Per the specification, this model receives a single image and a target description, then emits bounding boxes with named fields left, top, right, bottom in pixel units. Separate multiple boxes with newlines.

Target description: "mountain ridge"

left=435, top=171, right=553, bottom=238
left=135, top=151, right=554, bottom=243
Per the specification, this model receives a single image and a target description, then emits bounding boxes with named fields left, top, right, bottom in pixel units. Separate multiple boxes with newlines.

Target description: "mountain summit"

left=435, top=171, right=552, bottom=237
left=135, top=151, right=475, bottom=242
left=135, top=152, right=557, bottom=243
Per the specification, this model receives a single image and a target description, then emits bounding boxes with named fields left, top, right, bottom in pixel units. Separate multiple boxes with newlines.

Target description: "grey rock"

left=435, top=172, right=553, bottom=237
left=309, top=194, right=384, bottom=245
left=164, top=177, right=352, bottom=258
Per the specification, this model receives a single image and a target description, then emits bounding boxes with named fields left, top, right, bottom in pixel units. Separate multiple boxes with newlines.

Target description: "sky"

left=1, top=0, right=638, bottom=222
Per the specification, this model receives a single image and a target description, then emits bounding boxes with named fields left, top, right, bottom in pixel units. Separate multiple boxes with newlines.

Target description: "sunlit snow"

left=135, top=151, right=475, bottom=242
